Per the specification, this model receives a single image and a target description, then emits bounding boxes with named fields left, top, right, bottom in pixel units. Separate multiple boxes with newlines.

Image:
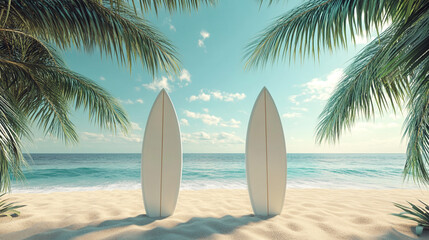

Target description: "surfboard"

left=246, top=87, right=287, bottom=216
left=141, top=89, right=182, bottom=217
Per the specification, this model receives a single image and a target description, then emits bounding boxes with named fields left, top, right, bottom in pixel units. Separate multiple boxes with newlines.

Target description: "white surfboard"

left=246, top=87, right=287, bottom=216
left=141, top=89, right=182, bottom=217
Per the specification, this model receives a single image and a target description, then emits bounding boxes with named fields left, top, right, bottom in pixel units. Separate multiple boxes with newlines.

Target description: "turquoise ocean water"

left=11, top=153, right=416, bottom=193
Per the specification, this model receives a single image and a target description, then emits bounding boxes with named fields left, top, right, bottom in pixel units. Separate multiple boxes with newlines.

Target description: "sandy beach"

left=0, top=189, right=428, bottom=240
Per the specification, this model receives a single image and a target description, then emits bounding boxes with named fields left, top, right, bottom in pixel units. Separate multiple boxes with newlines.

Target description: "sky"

left=25, top=0, right=407, bottom=153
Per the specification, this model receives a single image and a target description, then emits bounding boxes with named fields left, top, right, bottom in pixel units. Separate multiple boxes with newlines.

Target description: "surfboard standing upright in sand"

left=141, top=89, right=182, bottom=217
left=246, top=87, right=287, bottom=216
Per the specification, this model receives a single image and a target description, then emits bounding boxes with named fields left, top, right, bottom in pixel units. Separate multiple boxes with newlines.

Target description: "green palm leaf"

left=0, top=193, right=25, bottom=217
left=127, top=0, right=216, bottom=13
left=315, top=24, right=409, bottom=144
left=0, top=92, right=28, bottom=192
left=393, top=200, right=429, bottom=228
left=249, top=0, right=429, bottom=184
left=0, top=29, right=129, bottom=143
left=3, top=0, right=180, bottom=75
left=245, top=0, right=396, bottom=69
left=403, top=73, right=429, bottom=184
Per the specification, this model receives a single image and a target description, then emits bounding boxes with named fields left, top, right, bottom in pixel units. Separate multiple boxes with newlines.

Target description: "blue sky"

left=25, top=0, right=406, bottom=153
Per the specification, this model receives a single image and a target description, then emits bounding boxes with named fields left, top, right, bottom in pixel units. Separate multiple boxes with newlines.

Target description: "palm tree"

left=245, top=1, right=429, bottom=184
left=0, top=0, right=214, bottom=192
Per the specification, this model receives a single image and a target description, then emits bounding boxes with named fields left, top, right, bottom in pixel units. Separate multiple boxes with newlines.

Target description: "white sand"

left=1, top=189, right=429, bottom=239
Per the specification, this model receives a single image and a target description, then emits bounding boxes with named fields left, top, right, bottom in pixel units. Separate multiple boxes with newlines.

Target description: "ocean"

left=11, top=153, right=416, bottom=193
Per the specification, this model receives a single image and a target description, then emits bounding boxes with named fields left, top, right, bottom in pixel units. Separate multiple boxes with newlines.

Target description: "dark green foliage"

left=247, top=0, right=429, bottom=185
left=393, top=200, right=429, bottom=228
left=0, top=193, right=24, bottom=217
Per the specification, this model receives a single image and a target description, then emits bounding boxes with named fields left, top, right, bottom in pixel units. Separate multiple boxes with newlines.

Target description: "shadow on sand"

left=23, top=214, right=268, bottom=240
left=375, top=227, right=429, bottom=240
left=130, top=214, right=267, bottom=239
left=22, top=214, right=156, bottom=240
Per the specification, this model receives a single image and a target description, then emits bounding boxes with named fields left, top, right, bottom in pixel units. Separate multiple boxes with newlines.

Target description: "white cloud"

left=135, top=86, right=141, bottom=91
left=184, top=110, right=221, bottom=125
left=289, top=95, right=300, bottom=105
left=82, top=132, right=106, bottom=141
left=118, top=98, right=143, bottom=105
left=131, top=122, right=142, bottom=131
left=180, top=118, right=189, bottom=126
left=184, top=110, right=240, bottom=128
left=200, top=30, right=210, bottom=39
left=81, top=131, right=142, bottom=143
left=291, top=107, right=308, bottom=112
left=179, top=69, right=191, bottom=86
left=143, top=76, right=171, bottom=92
left=189, top=90, right=246, bottom=102
left=119, top=133, right=142, bottom=143
left=202, top=108, right=209, bottom=113
left=165, top=17, right=176, bottom=32
left=182, top=131, right=244, bottom=144
left=289, top=68, right=344, bottom=105
left=189, top=91, right=211, bottom=102
left=99, top=76, right=106, bottom=81
left=220, top=118, right=241, bottom=128
left=198, top=39, right=205, bottom=47
left=212, top=91, right=246, bottom=102
left=143, top=70, right=192, bottom=92
left=282, top=112, right=302, bottom=119
left=198, top=30, right=210, bottom=48
left=303, top=68, right=343, bottom=102
left=118, top=99, right=134, bottom=104
left=353, top=121, right=399, bottom=133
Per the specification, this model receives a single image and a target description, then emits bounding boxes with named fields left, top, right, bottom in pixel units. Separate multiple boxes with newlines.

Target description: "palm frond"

left=316, top=25, right=409, bottom=143
left=0, top=92, right=28, bottom=192
left=244, top=0, right=397, bottom=68
left=0, top=29, right=129, bottom=142
left=2, top=0, right=180, bottom=75
left=403, top=72, right=429, bottom=184
left=40, top=66, right=130, bottom=135
left=128, top=0, right=216, bottom=13
left=378, top=3, right=429, bottom=79
left=393, top=200, right=429, bottom=228
left=392, top=0, right=427, bottom=23
left=0, top=193, right=24, bottom=217
left=0, top=57, right=79, bottom=143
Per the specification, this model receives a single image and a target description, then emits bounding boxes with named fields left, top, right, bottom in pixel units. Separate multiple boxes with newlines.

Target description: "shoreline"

left=6, top=187, right=426, bottom=194
left=1, top=189, right=429, bottom=239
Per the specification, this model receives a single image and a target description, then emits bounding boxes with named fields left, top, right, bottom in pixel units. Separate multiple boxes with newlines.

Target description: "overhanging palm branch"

left=377, top=6, right=429, bottom=79
left=0, top=92, right=28, bottom=192
left=0, top=29, right=129, bottom=143
left=0, top=21, right=129, bottom=191
left=315, top=24, right=409, bottom=144
left=247, top=0, right=429, bottom=184
left=403, top=72, right=429, bottom=184
left=245, top=0, right=397, bottom=68
left=2, top=0, right=181, bottom=75
left=125, top=0, right=216, bottom=13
